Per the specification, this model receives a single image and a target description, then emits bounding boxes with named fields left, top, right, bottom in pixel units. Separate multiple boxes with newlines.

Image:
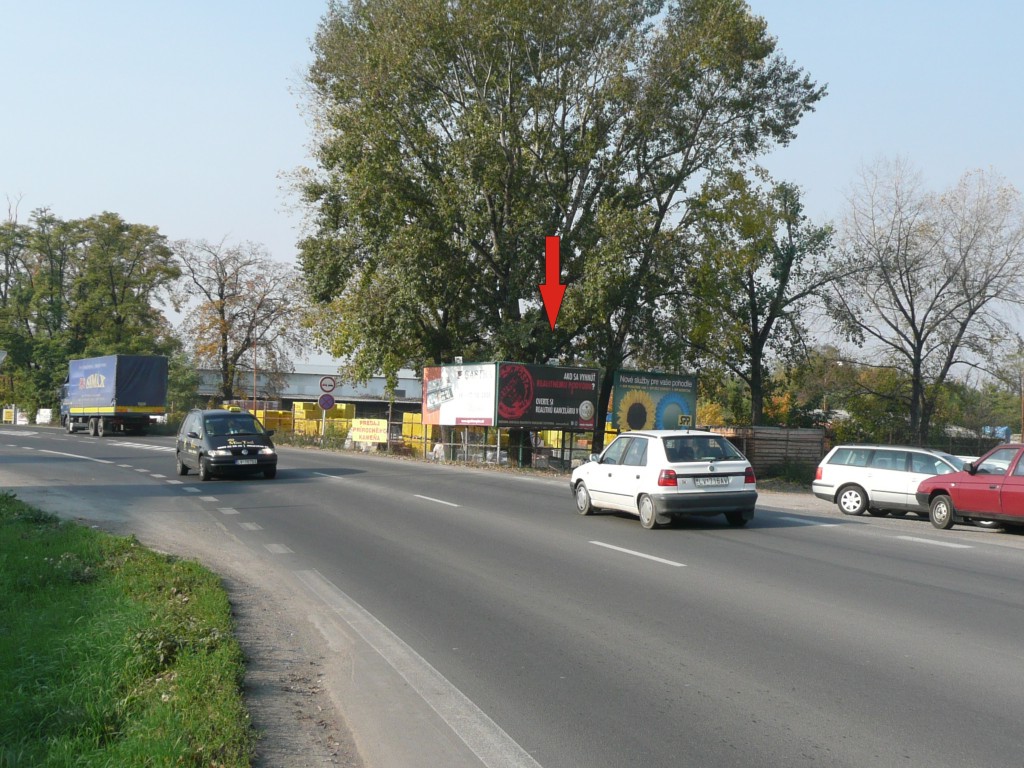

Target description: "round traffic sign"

left=318, top=393, right=335, bottom=410
left=319, top=376, right=337, bottom=393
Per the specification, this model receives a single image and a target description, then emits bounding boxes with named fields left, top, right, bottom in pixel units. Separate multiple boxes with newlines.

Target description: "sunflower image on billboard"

left=611, top=370, right=696, bottom=431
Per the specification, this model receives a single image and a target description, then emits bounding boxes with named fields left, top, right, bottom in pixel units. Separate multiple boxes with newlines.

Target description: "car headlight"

left=259, top=447, right=276, bottom=456
left=208, top=449, right=231, bottom=457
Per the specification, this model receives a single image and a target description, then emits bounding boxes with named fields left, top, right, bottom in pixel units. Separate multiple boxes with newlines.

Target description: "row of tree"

left=297, top=0, right=1024, bottom=450
left=0, top=205, right=306, bottom=414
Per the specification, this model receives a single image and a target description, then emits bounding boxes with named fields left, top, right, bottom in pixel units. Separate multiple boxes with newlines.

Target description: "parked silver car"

left=812, top=445, right=963, bottom=516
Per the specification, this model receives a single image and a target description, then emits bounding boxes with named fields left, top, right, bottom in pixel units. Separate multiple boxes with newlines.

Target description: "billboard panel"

left=496, top=363, right=599, bottom=429
left=611, top=370, right=696, bottom=431
left=422, top=363, right=497, bottom=426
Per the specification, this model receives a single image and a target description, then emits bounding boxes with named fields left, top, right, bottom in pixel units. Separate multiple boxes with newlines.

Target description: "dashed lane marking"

left=590, top=541, right=686, bottom=567
left=896, top=535, right=972, bottom=549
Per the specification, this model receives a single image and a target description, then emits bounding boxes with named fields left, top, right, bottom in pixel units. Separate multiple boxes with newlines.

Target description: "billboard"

left=611, top=370, right=696, bottom=431
left=496, top=363, right=599, bottom=429
left=422, top=363, right=497, bottom=426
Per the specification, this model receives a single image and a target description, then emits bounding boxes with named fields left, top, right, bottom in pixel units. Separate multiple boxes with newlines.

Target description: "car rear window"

left=664, top=436, right=743, bottom=462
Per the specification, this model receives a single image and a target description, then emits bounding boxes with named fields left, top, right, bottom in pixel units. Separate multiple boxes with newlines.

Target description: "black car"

left=175, top=409, right=278, bottom=480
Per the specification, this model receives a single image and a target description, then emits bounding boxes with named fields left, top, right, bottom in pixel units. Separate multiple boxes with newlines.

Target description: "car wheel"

left=263, top=466, right=277, bottom=479
left=198, top=458, right=211, bottom=481
left=175, top=453, right=189, bottom=476
left=929, top=494, right=955, bottom=530
left=574, top=482, right=594, bottom=515
left=638, top=494, right=658, bottom=529
left=725, top=510, right=749, bottom=527
left=837, top=485, right=868, bottom=515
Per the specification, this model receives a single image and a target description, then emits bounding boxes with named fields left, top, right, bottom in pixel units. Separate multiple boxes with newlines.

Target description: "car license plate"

left=694, top=476, right=729, bottom=487
left=235, top=458, right=257, bottom=465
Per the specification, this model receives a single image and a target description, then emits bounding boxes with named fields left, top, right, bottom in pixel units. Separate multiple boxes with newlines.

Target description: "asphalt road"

left=3, top=426, right=1024, bottom=767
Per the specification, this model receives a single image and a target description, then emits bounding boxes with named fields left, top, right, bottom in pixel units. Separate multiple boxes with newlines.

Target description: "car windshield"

left=204, top=415, right=263, bottom=436
left=663, top=435, right=742, bottom=462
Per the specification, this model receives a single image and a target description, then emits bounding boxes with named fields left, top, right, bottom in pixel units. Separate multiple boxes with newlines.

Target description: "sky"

left=3, top=1, right=1023, bottom=302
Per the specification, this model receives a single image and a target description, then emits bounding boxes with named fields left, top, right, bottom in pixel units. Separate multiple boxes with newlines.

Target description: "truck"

left=61, top=354, right=168, bottom=437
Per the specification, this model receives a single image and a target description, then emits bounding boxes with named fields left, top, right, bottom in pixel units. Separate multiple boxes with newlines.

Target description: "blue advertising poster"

left=611, top=370, right=696, bottom=431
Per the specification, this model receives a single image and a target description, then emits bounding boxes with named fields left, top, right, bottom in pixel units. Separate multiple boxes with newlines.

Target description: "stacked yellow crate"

left=292, top=401, right=356, bottom=437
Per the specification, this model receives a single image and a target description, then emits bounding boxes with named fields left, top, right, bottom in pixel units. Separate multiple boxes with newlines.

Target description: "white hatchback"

left=570, top=429, right=757, bottom=529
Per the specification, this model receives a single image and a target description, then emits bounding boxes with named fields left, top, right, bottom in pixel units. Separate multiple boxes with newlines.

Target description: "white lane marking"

left=414, top=494, right=460, bottom=508
left=165, top=479, right=183, bottom=485
left=151, top=474, right=167, bottom=479
left=110, top=441, right=175, bottom=453
left=134, top=468, right=150, bottom=473
left=590, top=541, right=686, bottom=567
left=296, top=569, right=543, bottom=768
left=778, top=516, right=838, bottom=527
left=897, top=535, right=972, bottom=549
left=218, top=507, right=239, bottom=515
left=238, top=522, right=262, bottom=531
left=38, top=449, right=114, bottom=465
left=264, top=543, right=293, bottom=554
left=199, top=496, right=218, bottom=502
left=0, top=430, right=37, bottom=436
left=314, top=471, right=345, bottom=479
left=182, top=487, right=199, bottom=492
left=118, top=464, right=133, bottom=468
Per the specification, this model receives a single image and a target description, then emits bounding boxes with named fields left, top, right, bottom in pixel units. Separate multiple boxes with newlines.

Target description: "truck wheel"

left=97, top=418, right=106, bottom=437
left=66, top=417, right=75, bottom=434
left=88, top=418, right=99, bottom=437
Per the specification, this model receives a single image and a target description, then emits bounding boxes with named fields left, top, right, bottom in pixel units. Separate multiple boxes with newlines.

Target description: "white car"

left=812, top=445, right=964, bottom=516
left=570, top=429, right=757, bottom=529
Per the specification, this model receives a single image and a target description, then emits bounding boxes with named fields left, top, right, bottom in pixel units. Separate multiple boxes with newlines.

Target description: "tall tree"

left=652, top=175, right=836, bottom=425
left=170, top=239, right=308, bottom=402
left=827, top=160, right=1024, bottom=445
left=298, top=0, right=824, bottom=448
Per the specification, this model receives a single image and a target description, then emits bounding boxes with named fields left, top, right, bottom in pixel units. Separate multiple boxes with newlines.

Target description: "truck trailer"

left=61, top=355, right=168, bottom=437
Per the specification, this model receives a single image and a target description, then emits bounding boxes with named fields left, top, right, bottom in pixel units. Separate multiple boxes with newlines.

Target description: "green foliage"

left=0, top=209, right=181, bottom=413
left=0, top=493, right=254, bottom=767
left=298, top=0, right=825, bottom=409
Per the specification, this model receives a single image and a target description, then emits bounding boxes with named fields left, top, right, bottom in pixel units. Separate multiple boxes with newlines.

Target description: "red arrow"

left=538, top=235, right=566, bottom=330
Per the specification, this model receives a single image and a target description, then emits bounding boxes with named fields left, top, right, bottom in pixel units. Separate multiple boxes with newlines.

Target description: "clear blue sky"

left=3, top=1, right=1023, bottom=265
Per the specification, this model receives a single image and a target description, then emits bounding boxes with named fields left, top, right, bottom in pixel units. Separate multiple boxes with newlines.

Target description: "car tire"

left=837, top=485, right=868, bottom=515
left=198, top=458, right=211, bottom=481
left=638, top=494, right=658, bottom=529
left=175, top=453, right=189, bottom=476
left=929, top=494, right=956, bottom=530
left=263, top=466, right=277, bottom=479
left=574, top=482, right=594, bottom=515
left=725, top=510, right=749, bottom=527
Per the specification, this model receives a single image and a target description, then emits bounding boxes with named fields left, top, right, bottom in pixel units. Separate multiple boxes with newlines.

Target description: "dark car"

left=175, top=409, right=278, bottom=480
left=915, top=443, right=1024, bottom=530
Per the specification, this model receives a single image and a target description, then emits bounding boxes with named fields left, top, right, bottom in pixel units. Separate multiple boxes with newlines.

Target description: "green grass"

left=0, top=492, right=255, bottom=767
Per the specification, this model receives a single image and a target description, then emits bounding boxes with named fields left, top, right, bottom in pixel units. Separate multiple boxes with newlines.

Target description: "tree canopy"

left=298, top=0, right=825, bottom=439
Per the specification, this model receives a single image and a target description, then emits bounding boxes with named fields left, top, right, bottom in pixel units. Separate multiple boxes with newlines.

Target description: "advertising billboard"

left=611, top=370, right=696, bottom=431
left=496, top=363, right=599, bottom=429
left=422, top=363, right=497, bottom=426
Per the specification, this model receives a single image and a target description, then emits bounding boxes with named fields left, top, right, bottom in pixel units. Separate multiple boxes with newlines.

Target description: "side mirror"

left=265, top=429, right=275, bottom=437
left=589, top=453, right=600, bottom=464
left=186, top=431, right=199, bottom=439
left=965, top=461, right=977, bottom=475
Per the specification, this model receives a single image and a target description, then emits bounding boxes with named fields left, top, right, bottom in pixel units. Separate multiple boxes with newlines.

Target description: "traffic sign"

left=318, top=393, right=335, bottom=410
left=319, top=376, right=336, bottom=393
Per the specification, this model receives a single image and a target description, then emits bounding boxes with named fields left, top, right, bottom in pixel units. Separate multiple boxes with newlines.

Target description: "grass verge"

left=0, top=491, right=255, bottom=767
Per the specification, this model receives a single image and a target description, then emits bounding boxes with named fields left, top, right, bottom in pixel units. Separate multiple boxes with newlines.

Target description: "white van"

left=812, top=445, right=964, bottom=516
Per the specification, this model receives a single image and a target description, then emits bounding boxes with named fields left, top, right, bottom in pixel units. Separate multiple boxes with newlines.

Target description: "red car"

left=915, top=443, right=1024, bottom=530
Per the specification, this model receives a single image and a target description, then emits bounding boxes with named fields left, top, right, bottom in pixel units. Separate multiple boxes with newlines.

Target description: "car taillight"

left=745, top=467, right=756, bottom=484
left=658, top=469, right=678, bottom=487
left=815, top=467, right=823, bottom=480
